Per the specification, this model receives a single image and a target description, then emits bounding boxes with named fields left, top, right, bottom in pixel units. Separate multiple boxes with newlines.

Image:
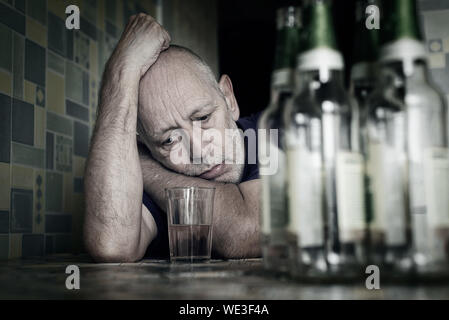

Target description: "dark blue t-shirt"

left=142, top=113, right=260, bottom=259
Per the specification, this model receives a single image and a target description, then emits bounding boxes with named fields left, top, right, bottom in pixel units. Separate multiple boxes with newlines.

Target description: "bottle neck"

left=300, top=0, right=338, bottom=53
left=272, top=6, right=301, bottom=90
left=381, top=0, right=423, bottom=45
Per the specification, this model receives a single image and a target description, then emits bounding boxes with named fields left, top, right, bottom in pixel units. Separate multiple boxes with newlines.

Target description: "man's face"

left=137, top=57, right=245, bottom=184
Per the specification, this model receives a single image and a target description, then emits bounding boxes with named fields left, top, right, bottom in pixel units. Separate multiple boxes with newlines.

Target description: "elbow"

left=88, top=246, right=141, bottom=263
left=83, top=227, right=143, bottom=263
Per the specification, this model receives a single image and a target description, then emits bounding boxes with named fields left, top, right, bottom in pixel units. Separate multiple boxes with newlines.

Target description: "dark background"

left=218, top=0, right=357, bottom=117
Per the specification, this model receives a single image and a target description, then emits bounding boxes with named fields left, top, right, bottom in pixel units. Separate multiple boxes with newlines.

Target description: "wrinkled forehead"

left=138, top=62, right=220, bottom=138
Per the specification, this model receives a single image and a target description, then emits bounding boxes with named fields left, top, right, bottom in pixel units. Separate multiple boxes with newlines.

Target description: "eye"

left=194, top=114, right=211, bottom=122
left=162, top=134, right=182, bottom=147
left=162, top=137, right=175, bottom=146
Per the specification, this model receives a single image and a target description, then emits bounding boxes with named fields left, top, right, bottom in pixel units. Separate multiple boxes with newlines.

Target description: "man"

left=84, top=14, right=261, bottom=262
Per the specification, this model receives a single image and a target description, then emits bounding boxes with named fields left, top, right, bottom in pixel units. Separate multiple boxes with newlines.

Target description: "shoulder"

left=236, top=112, right=262, bottom=131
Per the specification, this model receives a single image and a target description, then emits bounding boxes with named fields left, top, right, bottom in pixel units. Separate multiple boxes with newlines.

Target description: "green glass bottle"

left=284, top=0, right=365, bottom=279
left=258, top=5, right=301, bottom=272
left=367, top=0, right=449, bottom=276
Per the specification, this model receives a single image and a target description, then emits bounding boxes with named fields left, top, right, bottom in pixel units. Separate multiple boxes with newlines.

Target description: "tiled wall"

left=0, top=0, right=161, bottom=259
left=0, top=0, right=219, bottom=260
left=419, top=0, right=449, bottom=105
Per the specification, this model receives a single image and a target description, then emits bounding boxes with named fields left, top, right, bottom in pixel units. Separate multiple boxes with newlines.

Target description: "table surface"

left=0, top=255, right=448, bottom=299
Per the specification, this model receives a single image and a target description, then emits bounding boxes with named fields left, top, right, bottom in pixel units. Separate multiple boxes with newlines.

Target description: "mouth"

left=198, top=164, right=227, bottom=180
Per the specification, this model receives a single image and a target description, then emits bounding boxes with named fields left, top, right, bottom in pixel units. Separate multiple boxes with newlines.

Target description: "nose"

left=189, top=126, right=215, bottom=165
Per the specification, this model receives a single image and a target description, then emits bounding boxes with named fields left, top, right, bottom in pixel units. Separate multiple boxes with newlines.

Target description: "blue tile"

left=48, top=12, right=73, bottom=59
left=53, top=234, right=72, bottom=254
left=0, top=1, right=25, bottom=35
left=80, top=17, right=97, bottom=40
left=74, top=178, right=83, bottom=194
left=13, top=33, right=24, bottom=99
left=12, top=98, right=34, bottom=146
left=74, top=121, right=89, bottom=158
left=106, top=20, right=117, bottom=38
left=66, top=99, right=89, bottom=122
left=15, top=0, right=25, bottom=13
left=0, top=211, right=8, bottom=233
left=25, top=39, right=46, bottom=87
left=46, top=131, right=54, bottom=170
left=45, top=214, right=72, bottom=233
left=46, top=234, right=72, bottom=254
left=45, top=235, right=53, bottom=254
left=10, top=188, right=33, bottom=233
left=0, top=235, right=8, bottom=259
left=46, top=172, right=62, bottom=212
left=105, top=0, right=117, bottom=23
left=0, top=93, right=11, bottom=163
left=26, top=0, right=46, bottom=25
left=22, top=234, right=44, bottom=257
left=0, top=23, right=12, bottom=71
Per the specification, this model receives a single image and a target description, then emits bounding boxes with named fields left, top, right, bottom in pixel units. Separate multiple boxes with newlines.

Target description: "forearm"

left=140, top=155, right=261, bottom=258
left=84, top=63, right=147, bottom=262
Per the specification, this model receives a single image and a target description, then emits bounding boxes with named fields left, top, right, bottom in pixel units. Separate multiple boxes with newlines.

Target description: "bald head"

left=136, top=45, right=244, bottom=183
left=140, top=45, right=218, bottom=98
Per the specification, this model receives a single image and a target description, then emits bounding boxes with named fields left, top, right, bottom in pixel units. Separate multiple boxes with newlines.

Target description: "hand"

left=109, top=13, right=171, bottom=78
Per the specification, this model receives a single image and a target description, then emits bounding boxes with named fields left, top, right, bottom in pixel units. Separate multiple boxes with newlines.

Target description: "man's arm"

left=83, top=14, right=170, bottom=262
left=139, top=149, right=261, bottom=259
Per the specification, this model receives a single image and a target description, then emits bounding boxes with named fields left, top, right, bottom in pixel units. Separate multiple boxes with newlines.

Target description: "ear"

left=218, top=74, right=240, bottom=121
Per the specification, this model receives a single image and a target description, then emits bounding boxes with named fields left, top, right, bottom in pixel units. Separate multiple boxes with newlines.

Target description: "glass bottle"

left=367, top=0, right=449, bottom=276
left=258, top=5, right=302, bottom=273
left=284, top=0, right=365, bottom=279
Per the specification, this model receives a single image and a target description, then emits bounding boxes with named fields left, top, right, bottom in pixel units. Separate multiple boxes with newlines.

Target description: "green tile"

left=0, top=235, right=8, bottom=259
left=0, top=23, right=12, bottom=71
left=47, top=112, right=73, bottom=136
left=47, top=51, right=65, bottom=75
left=66, top=61, right=88, bottom=106
left=12, top=33, right=24, bottom=99
left=46, top=171, right=62, bottom=212
left=26, top=0, right=46, bottom=25
left=12, top=142, right=45, bottom=168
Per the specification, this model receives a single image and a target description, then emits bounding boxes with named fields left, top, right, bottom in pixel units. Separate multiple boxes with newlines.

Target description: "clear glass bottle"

left=258, top=6, right=301, bottom=273
left=368, top=0, right=449, bottom=276
left=366, top=64, right=412, bottom=273
left=349, top=0, right=381, bottom=266
left=284, top=0, right=365, bottom=279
